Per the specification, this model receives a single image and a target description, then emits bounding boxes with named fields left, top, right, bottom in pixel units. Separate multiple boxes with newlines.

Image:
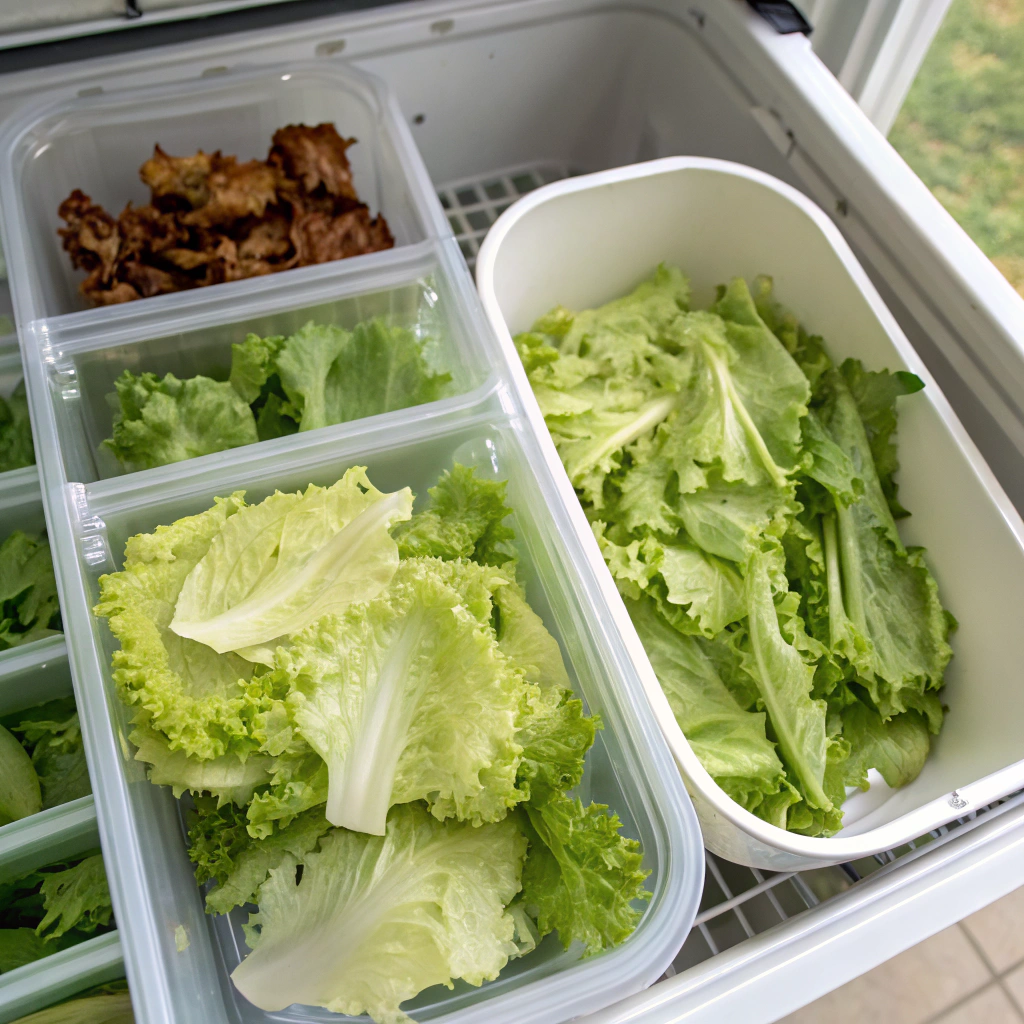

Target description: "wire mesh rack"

left=437, top=159, right=1024, bottom=985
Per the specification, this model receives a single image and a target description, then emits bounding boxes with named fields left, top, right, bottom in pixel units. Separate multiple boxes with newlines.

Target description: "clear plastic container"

left=0, top=472, right=62, bottom=675
left=476, top=157, right=1024, bottom=870
left=14, top=226, right=704, bottom=1023
left=0, top=343, right=34, bottom=496
left=0, top=60, right=448, bottom=323
left=42, top=244, right=497, bottom=484
left=0, top=803, right=122, bottom=1024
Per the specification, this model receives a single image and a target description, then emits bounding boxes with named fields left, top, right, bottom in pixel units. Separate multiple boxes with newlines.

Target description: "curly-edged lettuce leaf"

left=170, top=468, right=412, bottom=658
left=229, top=332, right=287, bottom=405
left=0, top=381, right=35, bottom=473
left=519, top=791, right=648, bottom=955
left=9, top=990, right=134, bottom=1023
left=839, top=358, right=924, bottom=519
left=0, top=531, right=61, bottom=650
left=394, top=464, right=516, bottom=567
left=230, top=804, right=526, bottom=1023
left=815, top=368, right=953, bottom=705
left=0, top=929, right=61, bottom=972
left=130, top=717, right=273, bottom=807
left=94, top=493, right=268, bottom=761
left=277, top=558, right=528, bottom=834
left=245, top=751, right=328, bottom=839
left=0, top=723, right=41, bottom=825
left=627, top=596, right=785, bottom=806
left=102, top=370, right=258, bottom=470
left=35, top=855, right=112, bottom=941
left=493, top=580, right=569, bottom=692
left=188, top=800, right=331, bottom=915
left=743, top=551, right=830, bottom=810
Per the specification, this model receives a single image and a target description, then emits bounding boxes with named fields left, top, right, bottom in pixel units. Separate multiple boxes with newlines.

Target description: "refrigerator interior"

left=1, top=1, right=1023, bottom=1021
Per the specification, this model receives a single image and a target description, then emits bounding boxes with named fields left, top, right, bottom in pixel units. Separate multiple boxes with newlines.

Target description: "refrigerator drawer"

left=0, top=2, right=1021, bottom=1021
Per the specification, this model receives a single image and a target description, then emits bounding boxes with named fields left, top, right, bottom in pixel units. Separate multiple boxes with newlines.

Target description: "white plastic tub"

left=476, top=156, right=1024, bottom=870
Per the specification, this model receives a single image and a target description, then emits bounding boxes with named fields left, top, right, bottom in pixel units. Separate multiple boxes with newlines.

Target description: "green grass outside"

left=889, top=0, right=1024, bottom=297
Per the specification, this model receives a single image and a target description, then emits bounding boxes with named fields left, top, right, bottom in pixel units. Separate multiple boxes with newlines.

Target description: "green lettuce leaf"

left=35, top=855, right=112, bottom=941
left=94, top=493, right=268, bottom=761
left=626, top=595, right=785, bottom=807
left=0, top=723, right=41, bottom=825
left=742, top=550, right=830, bottom=810
left=519, top=791, right=648, bottom=955
left=839, top=358, right=924, bottom=519
left=170, top=468, right=412, bottom=658
left=815, top=368, right=953, bottom=705
left=277, top=558, right=527, bottom=834
left=0, top=531, right=61, bottom=650
left=0, top=381, right=35, bottom=473
left=274, top=320, right=451, bottom=433
left=8, top=698, right=91, bottom=810
left=842, top=700, right=931, bottom=790
left=230, top=804, right=526, bottom=1022
left=0, top=929, right=57, bottom=972
left=229, top=332, right=287, bottom=405
left=188, top=801, right=331, bottom=915
left=394, top=464, right=516, bottom=567
left=103, top=370, right=258, bottom=470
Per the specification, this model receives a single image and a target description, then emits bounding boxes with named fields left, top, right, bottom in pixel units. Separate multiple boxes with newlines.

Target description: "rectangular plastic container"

left=13, top=172, right=704, bottom=1024
left=41, top=244, right=497, bottom=484
left=0, top=59, right=449, bottom=324
left=475, top=156, right=1024, bottom=871
left=0, top=636, right=120, bottom=1024
left=0, top=803, right=122, bottom=1024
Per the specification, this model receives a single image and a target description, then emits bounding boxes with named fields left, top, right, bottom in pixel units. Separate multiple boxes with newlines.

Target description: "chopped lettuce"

left=0, top=531, right=61, bottom=650
left=104, top=318, right=452, bottom=471
left=517, top=266, right=953, bottom=836
left=0, top=381, right=35, bottom=474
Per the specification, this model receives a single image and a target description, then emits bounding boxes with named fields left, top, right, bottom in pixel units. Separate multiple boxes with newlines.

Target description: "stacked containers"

left=0, top=62, right=704, bottom=1024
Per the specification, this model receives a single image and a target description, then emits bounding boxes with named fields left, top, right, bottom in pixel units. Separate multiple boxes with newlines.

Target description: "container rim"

left=475, top=155, right=1024, bottom=864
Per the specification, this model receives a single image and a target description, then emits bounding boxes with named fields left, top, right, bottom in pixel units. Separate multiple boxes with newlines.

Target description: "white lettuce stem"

left=703, top=342, right=789, bottom=489
left=821, top=511, right=851, bottom=649
left=328, top=610, right=428, bottom=835
left=580, top=393, right=678, bottom=470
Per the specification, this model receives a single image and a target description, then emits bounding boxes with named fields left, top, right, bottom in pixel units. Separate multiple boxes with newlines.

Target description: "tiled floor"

left=777, top=885, right=1024, bottom=1024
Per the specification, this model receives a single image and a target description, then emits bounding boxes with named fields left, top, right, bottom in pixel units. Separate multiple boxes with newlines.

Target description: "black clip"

left=746, top=1, right=812, bottom=35
left=125, top=0, right=143, bottom=19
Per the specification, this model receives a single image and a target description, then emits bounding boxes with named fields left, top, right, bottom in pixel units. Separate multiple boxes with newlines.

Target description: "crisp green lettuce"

left=0, top=724, right=41, bottom=825
left=103, top=370, right=258, bottom=470
left=171, top=469, right=412, bottom=658
left=277, top=558, right=526, bottom=834
left=0, top=531, right=61, bottom=650
left=518, top=267, right=953, bottom=836
left=0, top=381, right=35, bottom=474
left=627, top=596, right=785, bottom=807
left=35, top=855, right=112, bottom=941
left=394, top=464, right=516, bottom=566
left=105, top=319, right=452, bottom=471
left=230, top=804, right=525, bottom=1023
left=6, top=699, right=91, bottom=810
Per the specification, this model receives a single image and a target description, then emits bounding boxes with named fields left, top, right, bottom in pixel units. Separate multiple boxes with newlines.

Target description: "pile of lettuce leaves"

left=0, top=852, right=113, bottom=973
left=0, top=696, right=91, bottom=826
left=94, top=464, right=648, bottom=1023
left=515, top=265, right=955, bottom=838
left=0, top=531, right=61, bottom=652
left=104, top=318, right=452, bottom=471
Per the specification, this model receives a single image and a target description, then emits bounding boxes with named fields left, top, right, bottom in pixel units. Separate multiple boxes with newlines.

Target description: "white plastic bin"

left=476, top=156, right=1024, bottom=870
